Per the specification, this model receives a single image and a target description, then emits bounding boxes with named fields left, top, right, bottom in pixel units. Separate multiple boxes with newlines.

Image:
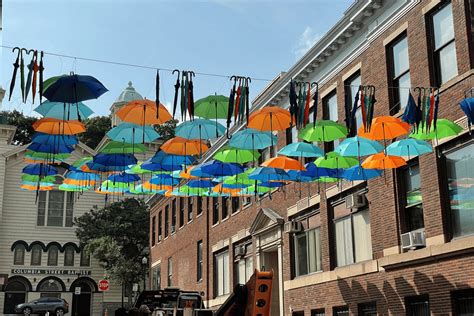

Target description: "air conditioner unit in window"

left=401, top=229, right=426, bottom=250
left=235, top=246, right=246, bottom=257
left=284, top=220, right=303, bottom=233
left=345, top=193, right=366, bottom=209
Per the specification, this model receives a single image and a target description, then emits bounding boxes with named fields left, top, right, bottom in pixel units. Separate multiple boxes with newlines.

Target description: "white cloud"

left=293, top=26, right=321, bottom=59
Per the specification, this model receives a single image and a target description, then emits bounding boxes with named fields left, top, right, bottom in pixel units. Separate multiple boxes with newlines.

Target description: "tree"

left=75, top=198, right=149, bottom=302
left=0, top=110, right=36, bottom=145
left=78, top=115, right=111, bottom=149
left=155, top=119, right=178, bottom=141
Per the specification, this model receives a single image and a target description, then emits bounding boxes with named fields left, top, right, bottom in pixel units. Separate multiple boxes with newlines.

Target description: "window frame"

left=197, top=197, right=203, bottom=216
left=197, top=240, right=203, bottom=282
left=398, top=160, right=425, bottom=233
left=214, top=249, right=230, bottom=297
left=31, top=245, right=42, bottom=266
left=167, top=257, right=173, bottom=286
left=293, top=227, right=322, bottom=277
left=171, top=200, right=177, bottom=233
left=37, top=189, right=75, bottom=228
left=158, top=211, right=162, bottom=242
left=234, top=242, right=253, bottom=285
left=13, top=244, right=26, bottom=265
left=179, top=197, right=185, bottom=227
left=405, top=294, right=430, bottom=316
left=212, top=197, right=219, bottom=225
left=47, top=246, right=59, bottom=266
left=386, top=33, right=410, bottom=115
left=188, top=197, right=194, bottom=222
left=231, top=197, right=240, bottom=214
left=333, top=305, right=349, bottom=316
left=451, top=289, right=474, bottom=315
left=358, top=301, right=377, bottom=316
left=164, top=205, right=169, bottom=238
left=322, top=90, right=339, bottom=152
left=64, top=246, right=75, bottom=267
left=80, top=250, right=90, bottom=267
left=222, top=196, right=229, bottom=220
left=151, top=216, right=156, bottom=246
left=344, top=71, right=362, bottom=136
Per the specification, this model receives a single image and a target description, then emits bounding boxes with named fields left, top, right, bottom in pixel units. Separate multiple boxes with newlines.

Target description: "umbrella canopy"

left=278, top=142, right=324, bottom=158
left=298, top=120, right=348, bottom=142
left=44, top=73, right=108, bottom=103
left=315, top=152, right=359, bottom=169
left=362, top=153, right=407, bottom=169
left=342, top=166, right=382, bottom=181
left=27, top=142, right=74, bottom=154
left=239, top=185, right=273, bottom=195
left=100, top=141, right=148, bottom=154
left=22, top=164, right=57, bottom=176
left=248, top=107, right=291, bottom=131
left=106, top=123, right=161, bottom=143
left=189, top=165, right=214, bottom=178
left=200, top=160, right=244, bottom=177
left=358, top=116, right=410, bottom=140
left=108, top=173, right=140, bottom=183
left=386, top=139, right=432, bottom=158
left=65, top=171, right=99, bottom=182
left=149, top=174, right=180, bottom=187
left=58, top=183, right=92, bottom=192
left=21, top=184, right=53, bottom=191
left=261, top=156, right=306, bottom=171
left=151, top=151, right=195, bottom=166
left=187, top=179, right=217, bottom=188
left=258, top=181, right=286, bottom=188
left=32, top=133, right=78, bottom=146
left=248, top=167, right=290, bottom=181
left=33, top=118, right=85, bottom=135
left=229, top=128, right=277, bottom=150
left=175, top=118, right=226, bottom=140
left=194, top=95, right=230, bottom=119
left=214, top=146, right=260, bottom=164
left=460, top=97, right=474, bottom=131
left=335, top=136, right=383, bottom=157
left=116, top=99, right=172, bottom=125
left=93, top=153, right=138, bottom=167
left=22, top=174, right=56, bottom=183
left=410, top=119, right=463, bottom=140
left=223, top=173, right=254, bottom=186
left=161, top=137, right=208, bottom=156
left=34, top=101, right=93, bottom=120
left=178, top=186, right=207, bottom=196
left=24, top=151, right=70, bottom=161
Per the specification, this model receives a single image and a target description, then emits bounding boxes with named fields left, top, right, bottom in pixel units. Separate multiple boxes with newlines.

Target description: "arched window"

left=80, top=251, right=90, bottom=267
left=30, top=245, right=42, bottom=266
left=37, top=277, right=65, bottom=298
left=47, top=246, right=59, bottom=266
left=13, top=245, right=25, bottom=265
left=64, top=246, right=75, bottom=266
left=37, top=173, right=74, bottom=227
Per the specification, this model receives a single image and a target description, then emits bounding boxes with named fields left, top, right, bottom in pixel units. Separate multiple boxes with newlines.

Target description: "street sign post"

left=98, top=279, right=110, bottom=291
left=75, top=287, right=81, bottom=295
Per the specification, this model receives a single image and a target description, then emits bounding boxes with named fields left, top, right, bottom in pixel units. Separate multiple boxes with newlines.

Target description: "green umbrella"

left=410, top=119, right=463, bottom=140
left=194, top=94, right=230, bottom=119
left=315, top=152, right=358, bottom=169
left=22, top=174, right=56, bottom=183
left=100, top=141, right=148, bottom=154
left=179, top=185, right=207, bottom=195
left=214, top=146, right=260, bottom=164
left=240, top=185, right=272, bottom=195
left=298, top=120, right=348, bottom=142
left=101, top=180, right=135, bottom=190
left=25, top=150, right=70, bottom=160
left=223, top=173, right=254, bottom=186
left=314, top=176, right=339, bottom=183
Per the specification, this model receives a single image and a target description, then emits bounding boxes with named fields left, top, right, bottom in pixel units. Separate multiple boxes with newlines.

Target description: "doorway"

left=261, top=250, right=280, bottom=316
left=3, top=277, right=30, bottom=314
left=71, top=279, right=93, bottom=316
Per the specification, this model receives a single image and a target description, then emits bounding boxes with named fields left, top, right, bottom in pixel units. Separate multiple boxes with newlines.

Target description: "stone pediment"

left=249, top=208, right=284, bottom=235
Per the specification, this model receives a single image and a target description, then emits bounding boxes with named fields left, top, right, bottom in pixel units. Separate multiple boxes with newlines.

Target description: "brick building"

left=148, top=0, right=474, bottom=315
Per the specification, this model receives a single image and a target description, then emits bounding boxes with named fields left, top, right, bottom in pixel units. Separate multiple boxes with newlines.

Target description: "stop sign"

left=98, top=279, right=109, bottom=291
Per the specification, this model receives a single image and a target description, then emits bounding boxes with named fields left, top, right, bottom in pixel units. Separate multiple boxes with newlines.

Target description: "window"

left=171, top=200, right=176, bottom=233
left=311, top=309, right=325, bottom=316
left=333, top=306, right=349, bottom=316
left=164, top=205, right=169, bottom=237
left=47, top=246, right=58, bottom=266
left=212, top=197, right=219, bottom=225
left=294, top=228, right=322, bottom=277
left=197, top=240, right=203, bottom=281
left=167, top=257, right=173, bottom=286
left=31, top=245, right=42, bottom=266
left=242, top=196, right=252, bottom=207
left=13, top=244, right=25, bottom=265
left=179, top=197, right=185, bottom=227
left=429, top=2, right=458, bottom=86
left=151, top=216, right=156, bottom=246
left=405, top=295, right=430, bottom=316
left=452, top=289, right=474, bottom=315
left=214, top=250, right=229, bottom=297
left=37, top=189, right=74, bottom=227
left=188, top=198, right=193, bottom=222
left=333, top=196, right=372, bottom=267
left=443, top=141, right=474, bottom=238
left=358, top=302, right=377, bottom=315
left=80, top=250, right=90, bottom=267
left=292, top=312, right=304, bottom=316
left=387, top=34, right=411, bottom=114
left=158, top=211, right=162, bottom=242
left=152, top=264, right=161, bottom=290
left=222, top=196, right=229, bottom=219
left=197, top=197, right=203, bottom=216
left=64, top=246, right=75, bottom=266
left=322, top=91, right=339, bottom=151
left=234, top=243, right=253, bottom=284
left=345, top=72, right=362, bottom=136
left=231, top=197, right=240, bottom=214
left=401, top=162, right=424, bottom=232
left=286, top=125, right=298, bottom=145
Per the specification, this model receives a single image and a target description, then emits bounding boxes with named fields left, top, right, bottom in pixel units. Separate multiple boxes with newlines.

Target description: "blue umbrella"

left=93, top=153, right=138, bottom=167
left=149, top=174, right=180, bottom=186
left=200, top=160, right=244, bottom=177
left=460, top=97, right=474, bottom=132
left=44, top=73, right=108, bottom=103
left=222, top=183, right=250, bottom=189
left=175, top=118, right=226, bottom=140
left=386, top=138, right=432, bottom=158
left=86, top=162, right=129, bottom=172
left=34, top=101, right=94, bottom=120
left=22, top=164, right=57, bottom=176
left=32, top=133, right=78, bottom=146
left=335, top=136, right=383, bottom=157
left=248, top=167, right=290, bottom=181
left=229, top=128, right=277, bottom=150
left=65, top=171, right=100, bottom=181
left=28, top=142, right=74, bottom=154
left=150, top=151, right=195, bottom=166
left=142, top=162, right=181, bottom=172
left=106, top=123, right=161, bottom=144
left=108, top=173, right=141, bottom=183
left=402, top=92, right=419, bottom=125
left=187, top=179, right=217, bottom=188
left=258, top=181, right=286, bottom=188
left=278, top=142, right=324, bottom=158
left=342, top=166, right=382, bottom=181
left=190, top=165, right=214, bottom=178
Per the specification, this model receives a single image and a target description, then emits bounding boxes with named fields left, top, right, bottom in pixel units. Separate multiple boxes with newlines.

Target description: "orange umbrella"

left=161, top=136, right=208, bottom=156
left=142, top=181, right=172, bottom=191
left=63, top=178, right=97, bottom=186
left=33, top=118, right=85, bottom=135
left=358, top=116, right=409, bottom=140
left=212, top=183, right=241, bottom=194
left=116, top=99, right=172, bottom=125
left=261, top=156, right=306, bottom=171
left=180, top=166, right=201, bottom=179
left=361, top=153, right=406, bottom=169
left=248, top=106, right=291, bottom=132
left=21, top=184, right=53, bottom=191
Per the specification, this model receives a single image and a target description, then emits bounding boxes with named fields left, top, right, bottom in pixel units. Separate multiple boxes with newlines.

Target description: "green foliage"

left=155, top=119, right=178, bottom=141
left=75, top=198, right=149, bottom=284
left=0, top=110, right=36, bottom=145
left=78, top=116, right=111, bottom=149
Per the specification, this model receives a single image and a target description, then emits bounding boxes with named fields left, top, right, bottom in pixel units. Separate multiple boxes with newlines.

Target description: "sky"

left=0, top=0, right=353, bottom=117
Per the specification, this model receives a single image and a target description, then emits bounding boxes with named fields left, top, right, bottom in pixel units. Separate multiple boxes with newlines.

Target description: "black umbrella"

left=24, top=49, right=36, bottom=103
left=155, top=69, right=160, bottom=119
left=20, top=48, right=27, bottom=103
left=312, top=82, right=319, bottom=127
left=226, top=76, right=237, bottom=138
left=8, top=47, right=21, bottom=101
left=39, top=51, right=45, bottom=103
left=188, top=71, right=195, bottom=120
left=172, top=69, right=180, bottom=119
left=32, top=51, right=39, bottom=104
left=244, top=77, right=251, bottom=125
left=289, top=79, right=297, bottom=126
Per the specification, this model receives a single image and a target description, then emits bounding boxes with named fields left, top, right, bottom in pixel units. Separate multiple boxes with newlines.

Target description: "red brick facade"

left=149, top=1, right=474, bottom=315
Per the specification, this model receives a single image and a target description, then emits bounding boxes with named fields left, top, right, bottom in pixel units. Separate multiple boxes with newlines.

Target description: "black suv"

left=14, top=297, right=69, bottom=315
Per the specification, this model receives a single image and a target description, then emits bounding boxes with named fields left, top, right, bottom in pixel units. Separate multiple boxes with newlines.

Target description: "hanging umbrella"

left=33, top=118, right=85, bottom=135
left=178, top=186, right=207, bottom=196
left=261, top=156, right=306, bottom=171
left=125, top=162, right=153, bottom=175
left=69, top=157, right=93, bottom=171
left=106, top=123, right=161, bottom=143
left=143, top=181, right=172, bottom=192
left=32, top=133, right=78, bottom=146
left=175, top=118, right=226, bottom=140
left=161, top=136, right=208, bottom=156
left=362, top=153, right=407, bottom=169
left=149, top=174, right=180, bottom=187
left=278, top=142, right=324, bottom=158
left=100, top=141, right=148, bottom=154
left=342, top=166, right=382, bottom=181
left=44, top=73, right=108, bottom=103
left=410, top=119, right=463, bottom=140
left=189, top=165, right=214, bottom=178
left=248, top=106, right=292, bottom=132
left=24, top=151, right=70, bottom=162
left=22, top=174, right=55, bottom=182
left=34, top=101, right=94, bottom=120
left=59, top=183, right=92, bottom=192
left=229, top=128, right=277, bottom=150
left=386, top=139, right=432, bottom=158
left=298, top=120, right=348, bottom=142
left=248, top=167, right=290, bottom=181
left=108, top=173, right=140, bottom=183
left=116, top=99, right=172, bottom=125
left=334, top=136, right=383, bottom=157
left=239, top=185, right=272, bottom=195
left=223, top=173, right=254, bottom=186
left=65, top=171, right=100, bottom=181
left=315, top=152, right=359, bottom=169
left=22, top=164, right=57, bottom=176
left=150, top=151, right=195, bottom=166
left=460, top=97, right=474, bottom=132
left=214, top=146, right=260, bottom=164
left=200, top=160, right=244, bottom=177
left=358, top=116, right=410, bottom=140
left=93, top=153, right=138, bottom=167
left=27, top=142, right=74, bottom=154
left=258, top=181, right=286, bottom=188
left=194, top=94, right=230, bottom=119
left=187, top=179, right=217, bottom=188
left=21, top=184, right=53, bottom=191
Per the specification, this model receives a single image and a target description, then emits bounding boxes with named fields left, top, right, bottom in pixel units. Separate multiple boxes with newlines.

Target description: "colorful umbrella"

left=278, top=142, right=324, bottom=158
left=21, top=174, right=56, bottom=183
left=362, top=153, right=407, bottom=169
left=32, top=133, right=78, bottom=146
left=409, top=119, right=463, bottom=140
left=187, top=179, right=217, bottom=188
left=27, top=142, right=74, bottom=154
left=200, top=160, right=244, bottom=177
left=386, top=139, right=432, bottom=158
left=298, top=120, right=348, bottom=142
left=334, top=136, right=383, bottom=157
left=175, top=118, right=226, bottom=140
left=248, top=106, right=291, bottom=132
left=315, top=152, right=359, bottom=169
left=150, top=151, right=195, bottom=166
left=460, top=97, right=474, bottom=132
left=100, top=141, right=148, bottom=154
left=248, top=167, right=290, bottom=181
left=342, top=166, right=382, bottom=181
left=229, top=128, right=277, bottom=150
left=106, top=123, right=161, bottom=143
left=149, top=174, right=180, bottom=187
left=261, top=156, right=306, bottom=171
left=358, top=116, right=410, bottom=140
left=214, top=146, right=260, bottom=164
left=22, top=164, right=57, bottom=176
left=161, top=137, right=208, bottom=156
left=194, top=94, right=230, bottom=119
left=33, top=118, right=86, bottom=135
left=34, top=101, right=93, bottom=120
left=44, top=73, right=108, bottom=103
left=92, top=153, right=138, bottom=168
left=116, top=99, right=172, bottom=125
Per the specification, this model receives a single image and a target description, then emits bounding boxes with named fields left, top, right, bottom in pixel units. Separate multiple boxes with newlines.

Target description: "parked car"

left=14, top=297, right=68, bottom=315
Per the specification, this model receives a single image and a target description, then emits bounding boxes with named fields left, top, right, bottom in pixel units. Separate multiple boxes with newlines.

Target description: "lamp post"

left=141, top=256, right=148, bottom=292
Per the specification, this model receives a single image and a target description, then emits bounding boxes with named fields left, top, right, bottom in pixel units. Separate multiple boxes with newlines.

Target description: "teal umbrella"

left=175, top=118, right=226, bottom=140
left=106, top=123, right=161, bottom=143
left=34, top=101, right=93, bottom=120
left=229, top=128, right=277, bottom=150
left=386, top=138, right=432, bottom=159
left=278, top=142, right=324, bottom=158
left=335, top=136, right=383, bottom=157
